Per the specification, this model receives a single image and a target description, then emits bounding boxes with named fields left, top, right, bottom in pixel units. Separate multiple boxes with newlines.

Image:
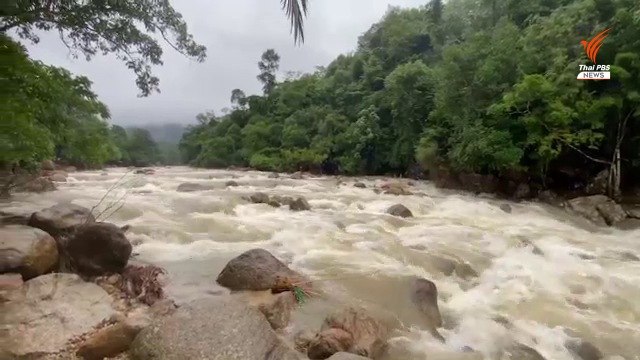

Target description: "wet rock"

left=614, top=218, right=640, bottom=230
left=458, top=173, right=499, bottom=194
left=291, top=171, right=305, bottom=179
left=567, top=195, right=626, bottom=226
left=500, top=204, right=512, bottom=213
left=410, top=277, right=444, bottom=341
left=67, top=222, right=132, bottom=276
left=308, top=328, right=354, bottom=359
left=327, top=353, right=371, bottom=360
left=257, top=291, right=297, bottom=330
left=386, top=204, right=413, bottom=218
left=268, top=172, right=280, bottom=178
left=41, top=160, right=56, bottom=171
left=383, top=187, right=412, bottom=196
left=290, top=196, right=311, bottom=211
left=130, top=297, right=301, bottom=360
left=216, top=248, right=301, bottom=291
left=538, top=190, right=563, bottom=206
left=354, top=182, right=366, bottom=188
left=617, top=251, right=639, bottom=261
left=373, top=189, right=381, bottom=194
left=271, top=195, right=294, bottom=206
left=50, top=173, right=67, bottom=182
left=134, top=168, right=155, bottom=175
left=294, top=329, right=317, bottom=352
left=514, top=183, right=531, bottom=200
left=502, top=343, right=546, bottom=360
left=308, top=308, right=389, bottom=359
left=518, top=238, right=544, bottom=256
left=225, top=180, right=239, bottom=187
left=565, top=338, right=603, bottom=360
left=0, top=210, right=31, bottom=226
left=586, top=169, right=609, bottom=195
left=0, top=273, right=23, bottom=293
left=28, top=203, right=95, bottom=239
left=0, top=225, right=58, bottom=279
left=268, top=199, right=282, bottom=208
left=22, top=177, right=56, bottom=193
left=76, top=320, right=142, bottom=360
left=2, top=273, right=119, bottom=358
left=454, top=262, right=479, bottom=280
left=625, top=205, right=640, bottom=219
left=176, top=182, right=213, bottom=192
left=249, top=191, right=270, bottom=204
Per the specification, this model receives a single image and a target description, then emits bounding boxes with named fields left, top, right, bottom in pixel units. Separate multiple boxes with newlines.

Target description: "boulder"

left=257, top=291, right=297, bottom=330
left=0, top=225, right=58, bottom=279
left=291, top=171, right=305, bottom=179
left=272, top=195, right=294, bottom=206
left=2, top=273, right=119, bottom=358
left=249, top=192, right=270, bottom=204
left=22, top=177, right=56, bottom=193
left=67, top=222, right=132, bottom=276
left=454, top=262, right=479, bottom=280
left=625, top=206, right=640, bottom=219
left=567, top=195, right=626, bottom=226
left=500, top=204, right=512, bottom=213
left=41, top=160, right=56, bottom=171
left=176, top=182, right=213, bottom=192
left=386, top=204, right=413, bottom=218
left=410, top=278, right=444, bottom=341
left=513, top=183, right=531, bottom=200
left=134, top=168, right=155, bottom=175
left=225, top=180, right=239, bottom=187
left=0, top=210, right=30, bottom=226
left=50, top=173, right=67, bottom=182
left=268, top=199, right=282, bottom=208
left=308, top=308, right=389, bottom=359
left=458, top=173, right=499, bottom=194
left=538, top=190, right=563, bottom=206
left=76, top=319, right=145, bottom=360
left=290, top=196, right=311, bottom=211
left=130, top=297, right=302, bottom=360
left=565, top=338, right=603, bottom=360
left=28, top=203, right=95, bottom=238
left=268, top=172, right=280, bottom=179
left=216, top=248, right=301, bottom=291
left=502, top=343, right=546, bottom=360
left=586, top=170, right=609, bottom=195
left=354, top=182, right=367, bottom=189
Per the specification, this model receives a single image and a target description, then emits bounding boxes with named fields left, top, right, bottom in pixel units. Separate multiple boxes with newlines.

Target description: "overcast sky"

left=21, top=0, right=426, bottom=126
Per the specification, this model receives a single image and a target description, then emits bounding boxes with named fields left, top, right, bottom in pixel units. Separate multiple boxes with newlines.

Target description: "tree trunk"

left=608, top=147, right=621, bottom=201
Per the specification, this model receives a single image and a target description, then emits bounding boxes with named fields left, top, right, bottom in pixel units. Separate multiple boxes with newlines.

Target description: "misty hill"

left=136, top=123, right=186, bottom=144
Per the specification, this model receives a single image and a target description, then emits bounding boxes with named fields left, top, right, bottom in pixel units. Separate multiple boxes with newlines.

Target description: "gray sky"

left=21, top=0, right=425, bottom=126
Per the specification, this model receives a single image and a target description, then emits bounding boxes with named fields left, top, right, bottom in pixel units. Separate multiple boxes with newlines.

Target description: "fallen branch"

left=85, top=169, right=134, bottom=224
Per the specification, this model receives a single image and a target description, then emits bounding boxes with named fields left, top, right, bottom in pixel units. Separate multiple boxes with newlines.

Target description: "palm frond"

left=281, top=0, right=309, bottom=45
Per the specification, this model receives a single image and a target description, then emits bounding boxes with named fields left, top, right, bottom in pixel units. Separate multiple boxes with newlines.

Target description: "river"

left=2, top=167, right=639, bottom=360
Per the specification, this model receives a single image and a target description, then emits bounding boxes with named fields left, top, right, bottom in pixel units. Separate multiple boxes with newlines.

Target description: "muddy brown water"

left=2, top=167, right=639, bottom=359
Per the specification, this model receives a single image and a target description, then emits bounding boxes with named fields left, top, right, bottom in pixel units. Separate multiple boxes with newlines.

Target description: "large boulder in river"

left=28, top=203, right=95, bottom=238
left=290, top=196, right=311, bottom=211
left=216, top=248, right=301, bottom=291
left=0, top=225, right=58, bottom=279
left=130, top=297, right=302, bottom=360
left=249, top=191, right=270, bottom=204
left=307, top=307, right=389, bottom=359
left=67, top=222, right=132, bottom=276
left=1, top=273, right=120, bottom=359
left=410, top=277, right=444, bottom=341
left=41, top=159, right=56, bottom=171
left=21, top=177, right=56, bottom=193
left=386, top=204, right=413, bottom=218
left=176, top=182, right=213, bottom=192
left=567, top=195, right=627, bottom=226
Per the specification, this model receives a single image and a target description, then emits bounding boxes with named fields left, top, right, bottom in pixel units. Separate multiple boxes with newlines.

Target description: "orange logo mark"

left=580, top=28, right=611, bottom=64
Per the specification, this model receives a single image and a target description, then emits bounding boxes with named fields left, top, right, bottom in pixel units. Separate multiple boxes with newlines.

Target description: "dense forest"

left=180, top=0, right=639, bottom=200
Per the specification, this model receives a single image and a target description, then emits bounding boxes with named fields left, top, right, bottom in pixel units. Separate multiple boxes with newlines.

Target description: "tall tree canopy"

left=180, top=0, right=640, bottom=199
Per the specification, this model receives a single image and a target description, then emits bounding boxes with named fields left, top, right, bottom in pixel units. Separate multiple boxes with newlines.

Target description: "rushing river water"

left=2, top=167, right=639, bottom=360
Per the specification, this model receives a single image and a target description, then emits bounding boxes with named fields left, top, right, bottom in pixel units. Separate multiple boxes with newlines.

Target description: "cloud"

left=18, top=0, right=425, bottom=125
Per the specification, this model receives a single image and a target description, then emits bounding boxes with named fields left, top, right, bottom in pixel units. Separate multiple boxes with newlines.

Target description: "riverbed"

left=3, top=167, right=639, bottom=360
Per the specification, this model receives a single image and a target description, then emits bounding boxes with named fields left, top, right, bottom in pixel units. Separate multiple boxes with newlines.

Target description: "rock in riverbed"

left=67, top=222, right=132, bottom=276
left=411, top=277, right=444, bottom=341
left=307, top=307, right=389, bottom=359
left=130, top=297, right=302, bottom=360
left=28, top=203, right=95, bottom=238
left=386, top=204, right=413, bottom=218
left=176, top=182, right=213, bottom=192
left=290, top=196, right=311, bottom=211
left=0, top=225, right=58, bottom=279
left=216, top=248, right=302, bottom=291
left=567, top=195, right=627, bottom=226
left=2, top=273, right=120, bottom=358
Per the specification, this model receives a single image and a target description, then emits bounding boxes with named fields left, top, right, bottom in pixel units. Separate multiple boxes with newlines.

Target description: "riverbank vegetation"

left=180, top=0, right=640, bottom=200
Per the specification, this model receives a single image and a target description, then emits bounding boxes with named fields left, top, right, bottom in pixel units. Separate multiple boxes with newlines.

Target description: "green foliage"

left=179, top=0, right=640, bottom=192
left=1, top=0, right=207, bottom=96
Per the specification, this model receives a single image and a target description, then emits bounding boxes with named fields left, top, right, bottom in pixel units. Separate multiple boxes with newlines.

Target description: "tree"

left=230, top=88, right=247, bottom=108
left=257, top=49, right=281, bottom=95
left=280, top=0, right=309, bottom=45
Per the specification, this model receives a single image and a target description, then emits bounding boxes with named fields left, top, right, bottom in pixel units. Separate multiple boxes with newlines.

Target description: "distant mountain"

left=136, top=123, right=186, bottom=144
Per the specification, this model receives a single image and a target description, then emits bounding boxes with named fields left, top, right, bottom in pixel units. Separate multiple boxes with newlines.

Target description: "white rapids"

left=2, top=166, right=639, bottom=360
